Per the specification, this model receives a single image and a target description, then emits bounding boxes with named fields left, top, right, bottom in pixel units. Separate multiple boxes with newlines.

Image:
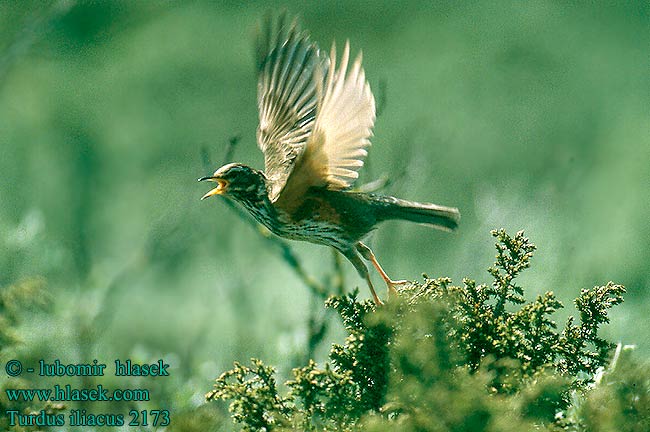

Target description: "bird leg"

left=364, top=274, right=383, bottom=306
left=342, top=248, right=383, bottom=306
left=356, top=242, right=407, bottom=298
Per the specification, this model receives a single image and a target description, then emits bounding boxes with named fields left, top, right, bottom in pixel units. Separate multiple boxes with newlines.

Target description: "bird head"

left=199, top=163, right=268, bottom=202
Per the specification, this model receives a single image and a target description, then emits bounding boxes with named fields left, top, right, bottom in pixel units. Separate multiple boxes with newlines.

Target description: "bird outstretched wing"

left=256, top=15, right=327, bottom=202
left=275, top=40, right=376, bottom=209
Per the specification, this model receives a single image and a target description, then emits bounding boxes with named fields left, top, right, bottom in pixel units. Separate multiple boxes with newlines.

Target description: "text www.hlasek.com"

left=6, top=385, right=149, bottom=402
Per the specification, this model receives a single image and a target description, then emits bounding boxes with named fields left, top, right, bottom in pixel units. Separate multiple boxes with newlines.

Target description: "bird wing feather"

left=275, top=40, right=376, bottom=210
left=256, top=15, right=327, bottom=202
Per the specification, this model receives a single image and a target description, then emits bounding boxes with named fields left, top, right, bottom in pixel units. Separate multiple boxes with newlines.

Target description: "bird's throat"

left=234, top=194, right=283, bottom=235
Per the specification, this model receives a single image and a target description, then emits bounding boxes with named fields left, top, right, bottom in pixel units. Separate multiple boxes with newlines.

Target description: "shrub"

left=208, top=230, right=645, bottom=431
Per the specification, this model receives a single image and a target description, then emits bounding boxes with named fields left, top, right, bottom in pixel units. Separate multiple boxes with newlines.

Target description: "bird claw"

left=386, top=279, right=409, bottom=297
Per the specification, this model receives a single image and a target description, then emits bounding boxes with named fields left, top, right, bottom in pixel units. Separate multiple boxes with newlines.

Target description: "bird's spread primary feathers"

left=255, top=15, right=375, bottom=206
left=255, top=15, right=323, bottom=202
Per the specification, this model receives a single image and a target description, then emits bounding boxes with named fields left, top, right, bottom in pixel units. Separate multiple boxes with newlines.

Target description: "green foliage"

left=208, top=230, right=643, bottom=431
left=556, top=282, right=625, bottom=380
left=0, top=278, right=57, bottom=432
left=207, top=359, right=293, bottom=431
left=571, top=345, right=650, bottom=432
left=438, top=230, right=625, bottom=393
left=0, top=278, right=47, bottom=349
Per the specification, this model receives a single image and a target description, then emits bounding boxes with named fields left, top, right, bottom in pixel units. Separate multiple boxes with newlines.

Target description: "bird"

left=200, top=15, right=460, bottom=305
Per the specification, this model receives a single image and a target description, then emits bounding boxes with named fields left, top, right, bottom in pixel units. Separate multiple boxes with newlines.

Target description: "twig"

left=223, top=135, right=240, bottom=165
left=356, top=174, right=391, bottom=193
left=331, top=249, right=345, bottom=296
left=305, top=306, right=328, bottom=362
left=375, top=78, right=387, bottom=118
left=301, top=249, right=346, bottom=362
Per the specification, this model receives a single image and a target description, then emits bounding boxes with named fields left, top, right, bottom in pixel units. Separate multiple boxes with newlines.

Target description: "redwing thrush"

left=200, top=16, right=460, bottom=305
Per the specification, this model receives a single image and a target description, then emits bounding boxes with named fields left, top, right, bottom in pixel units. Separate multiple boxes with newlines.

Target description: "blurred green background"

left=1, top=0, right=648, bottom=428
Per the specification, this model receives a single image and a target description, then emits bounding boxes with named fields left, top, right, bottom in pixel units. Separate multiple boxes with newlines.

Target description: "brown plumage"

left=200, top=15, right=460, bottom=305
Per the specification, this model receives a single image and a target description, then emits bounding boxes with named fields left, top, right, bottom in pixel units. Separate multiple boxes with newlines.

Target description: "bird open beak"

left=198, top=176, right=229, bottom=200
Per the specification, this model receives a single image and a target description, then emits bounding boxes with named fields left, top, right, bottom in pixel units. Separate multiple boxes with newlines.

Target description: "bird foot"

left=386, top=279, right=409, bottom=298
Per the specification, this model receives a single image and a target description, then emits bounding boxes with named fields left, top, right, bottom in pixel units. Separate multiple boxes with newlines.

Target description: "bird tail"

left=373, top=195, right=460, bottom=232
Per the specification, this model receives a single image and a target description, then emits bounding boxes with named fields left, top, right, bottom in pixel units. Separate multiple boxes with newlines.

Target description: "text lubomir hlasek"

left=37, top=359, right=170, bottom=376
